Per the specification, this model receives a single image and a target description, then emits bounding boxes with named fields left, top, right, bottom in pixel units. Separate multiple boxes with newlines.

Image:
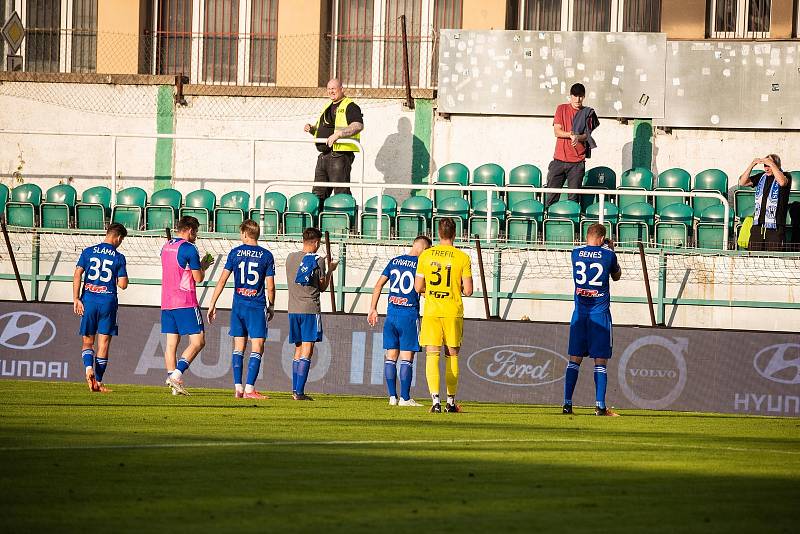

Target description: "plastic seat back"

left=620, top=168, right=655, bottom=190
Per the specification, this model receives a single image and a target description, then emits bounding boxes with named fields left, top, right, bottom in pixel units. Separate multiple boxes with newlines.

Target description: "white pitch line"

left=0, top=437, right=798, bottom=456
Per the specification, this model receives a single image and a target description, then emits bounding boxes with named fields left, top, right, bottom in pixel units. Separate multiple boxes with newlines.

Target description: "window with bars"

left=332, top=0, right=461, bottom=88
left=518, top=0, right=661, bottom=32
left=19, top=0, right=97, bottom=73
left=26, top=0, right=61, bottom=72
left=71, top=0, right=97, bottom=73
left=710, top=0, right=771, bottom=38
left=154, top=0, right=278, bottom=84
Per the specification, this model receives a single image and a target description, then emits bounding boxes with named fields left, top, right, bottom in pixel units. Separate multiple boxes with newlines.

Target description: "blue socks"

left=563, top=361, right=581, bottom=405
left=82, top=349, right=94, bottom=369
left=292, top=359, right=300, bottom=393
left=232, top=351, right=244, bottom=387
left=94, top=358, right=108, bottom=382
left=594, top=364, right=608, bottom=409
left=246, top=353, right=262, bottom=387
left=177, top=358, right=190, bottom=374
left=296, top=357, right=311, bottom=395
left=399, top=360, right=413, bottom=401
left=384, top=360, right=398, bottom=398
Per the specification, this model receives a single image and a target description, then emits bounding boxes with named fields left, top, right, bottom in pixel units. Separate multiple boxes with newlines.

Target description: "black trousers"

left=545, top=159, right=585, bottom=208
left=312, top=151, right=355, bottom=202
left=748, top=226, right=785, bottom=251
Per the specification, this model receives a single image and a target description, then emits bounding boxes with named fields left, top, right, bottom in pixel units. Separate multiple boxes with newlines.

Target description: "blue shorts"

left=230, top=304, right=268, bottom=339
left=161, top=307, right=204, bottom=336
left=568, top=310, right=613, bottom=359
left=79, top=299, right=118, bottom=336
left=383, top=313, right=420, bottom=352
left=288, top=313, right=322, bottom=344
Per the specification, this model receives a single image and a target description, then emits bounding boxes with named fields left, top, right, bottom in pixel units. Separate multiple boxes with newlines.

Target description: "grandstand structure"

left=1, top=1, right=799, bottom=331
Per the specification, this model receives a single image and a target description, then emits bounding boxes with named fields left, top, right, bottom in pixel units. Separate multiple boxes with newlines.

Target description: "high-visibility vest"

left=315, top=97, right=360, bottom=152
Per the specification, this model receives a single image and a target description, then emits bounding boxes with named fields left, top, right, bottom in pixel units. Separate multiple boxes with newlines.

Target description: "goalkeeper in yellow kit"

left=414, top=217, right=473, bottom=413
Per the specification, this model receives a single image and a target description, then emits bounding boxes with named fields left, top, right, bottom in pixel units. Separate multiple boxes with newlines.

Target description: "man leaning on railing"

left=304, top=79, right=364, bottom=203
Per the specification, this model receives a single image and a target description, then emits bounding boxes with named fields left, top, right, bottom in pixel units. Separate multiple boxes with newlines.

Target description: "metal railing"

left=0, top=129, right=366, bottom=209
left=261, top=181, right=732, bottom=249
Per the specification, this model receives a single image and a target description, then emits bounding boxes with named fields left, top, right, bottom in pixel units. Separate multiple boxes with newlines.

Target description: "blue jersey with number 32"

left=571, top=244, right=619, bottom=314
left=381, top=255, right=420, bottom=316
left=77, top=243, right=128, bottom=302
left=224, top=244, right=275, bottom=308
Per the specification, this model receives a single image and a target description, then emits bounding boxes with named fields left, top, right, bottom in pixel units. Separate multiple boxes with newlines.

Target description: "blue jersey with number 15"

left=224, top=244, right=275, bottom=308
left=571, top=244, right=619, bottom=314
left=381, top=255, right=420, bottom=316
left=77, top=243, right=128, bottom=302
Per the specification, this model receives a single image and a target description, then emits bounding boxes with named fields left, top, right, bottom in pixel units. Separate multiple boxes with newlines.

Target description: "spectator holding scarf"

left=739, top=154, right=790, bottom=251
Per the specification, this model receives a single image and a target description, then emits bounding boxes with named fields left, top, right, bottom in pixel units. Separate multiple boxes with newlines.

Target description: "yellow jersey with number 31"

left=416, top=244, right=472, bottom=318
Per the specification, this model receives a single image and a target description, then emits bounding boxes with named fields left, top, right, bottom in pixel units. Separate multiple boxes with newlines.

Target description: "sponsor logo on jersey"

left=236, top=288, right=259, bottom=297
left=388, top=295, right=410, bottom=306
left=467, top=344, right=568, bottom=387
left=84, top=283, right=111, bottom=294
left=575, top=288, right=600, bottom=297
left=0, top=312, right=57, bottom=350
left=429, top=291, right=451, bottom=299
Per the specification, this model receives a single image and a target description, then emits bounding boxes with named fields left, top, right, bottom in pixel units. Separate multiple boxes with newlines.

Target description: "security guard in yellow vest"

left=304, top=79, right=364, bottom=202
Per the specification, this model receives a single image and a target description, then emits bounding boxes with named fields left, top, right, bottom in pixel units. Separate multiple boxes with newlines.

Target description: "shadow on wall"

left=621, top=121, right=658, bottom=175
left=374, top=116, right=433, bottom=203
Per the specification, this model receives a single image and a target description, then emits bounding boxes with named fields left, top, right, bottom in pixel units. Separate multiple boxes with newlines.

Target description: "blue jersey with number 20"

left=571, top=244, right=619, bottom=314
left=381, top=255, right=420, bottom=316
left=77, top=243, right=128, bottom=302
left=224, top=244, right=275, bottom=308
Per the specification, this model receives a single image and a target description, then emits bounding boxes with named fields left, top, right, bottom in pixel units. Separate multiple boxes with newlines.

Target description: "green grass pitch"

left=0, top=380, right=798, bottom=533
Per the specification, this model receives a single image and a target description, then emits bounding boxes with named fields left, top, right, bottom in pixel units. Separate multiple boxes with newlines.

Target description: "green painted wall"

left=154, top=86, right=174, bottom=192
left=411, top=99, right=433, bottom=195
left=632, top=119, right=653, bottom=170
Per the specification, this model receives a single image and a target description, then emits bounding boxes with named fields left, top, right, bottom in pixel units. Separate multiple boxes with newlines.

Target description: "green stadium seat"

left=733, top=187, right=755, bottom=220
left=581, top=166, right=616, bottom=211
left=617, top=201, right=654, bottom=245
left=507, top=164, right=542, bottom=205
left=76, top=186, right=111, bottom=230
left=789, top=171, right=800, bottom=205
left=691, top=169, right=728, bottom=219
left=180, top=189, right=216, bottom=232
left=580, top=201, right=618, bottom=240
left=284, top=192, right=320, bottom=236
left=145, top=188, right=182, bottom=231
left=620, top=167, right=655, bottom=189
left=5, top=183, right=42, bottom=228
left=111, top=187, right=147, bottom=231
left=469, top=197, right=506, bottom=240
left=434, top=162, right=468, bottom=206
left=361, top=195, right=397, bottom=239
left=546, top=200, right=580, bottom=224
left=506, top=198, right=544, bottom=244
left=214, top=191, right=250, bottom=233
left=655, top=203, right=693, bottom=248
left=320, top=193, right=357, bottom=237
left=696, top=204, right=735, bottom=249
left=0, top=184, right=8, bottom=221
left=470, top=163, right=504, bottom=205
left=251, top=192, right=287, bottom=236
left=40, top=184, right=77, bottom=229
left=654, top=168, right=692, bottom=212
left=397, top=196, right=432, bottom=238
left=543, top=200, right=580, bottom=245
left=432, top=196, right=469, bottom=238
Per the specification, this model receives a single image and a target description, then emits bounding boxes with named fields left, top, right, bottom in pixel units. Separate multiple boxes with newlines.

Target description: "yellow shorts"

left=419, top=316, right=464, bottom=348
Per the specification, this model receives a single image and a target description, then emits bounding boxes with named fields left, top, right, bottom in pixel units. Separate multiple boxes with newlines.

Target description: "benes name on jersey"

left=578, top=249, right=603, bottom=259
left=236, top=249, right=264, bottom=258
left=92, top=245, right=117, bottom=256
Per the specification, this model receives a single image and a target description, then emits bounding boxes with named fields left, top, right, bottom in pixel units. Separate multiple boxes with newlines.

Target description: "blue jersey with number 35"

left=77, top=243, right=128, bottom=302
left=224, top=244, right=275, bottom=308
left=381, top=255, right=420, bottom=317
left=571, top=244, right=619, bottom=314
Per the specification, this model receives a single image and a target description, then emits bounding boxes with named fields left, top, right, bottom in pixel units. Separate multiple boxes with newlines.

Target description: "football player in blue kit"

left=367, top=235, right=432, bottom=406
left=72, top=223, right=129, bottom=393
left=563, top=223, right=622, bottom=416
left=207, top=219, right=276, bottom=399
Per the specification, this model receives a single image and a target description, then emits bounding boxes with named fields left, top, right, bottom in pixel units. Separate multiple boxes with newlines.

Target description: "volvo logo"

left=753, top=344, right=800, bottom=385
left=618, top=336, right=688, bottom=410
left=0, top=312, right=57, bottom=350
left=467, top=345, right=568, bottom=387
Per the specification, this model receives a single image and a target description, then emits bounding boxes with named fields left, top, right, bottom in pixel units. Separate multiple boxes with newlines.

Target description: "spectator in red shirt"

left=545, top=83, right=590, bottom=208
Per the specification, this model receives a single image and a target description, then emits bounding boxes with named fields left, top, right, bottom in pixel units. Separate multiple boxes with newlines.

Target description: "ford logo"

left=0, top=311, right=57, bottom=351
left=753, top=343, right=800, bottom=385
left=466, top=344, right=568, bottom=387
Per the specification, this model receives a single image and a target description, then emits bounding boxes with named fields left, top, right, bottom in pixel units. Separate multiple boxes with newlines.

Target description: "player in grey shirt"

left=285, top=227, right=338, bottom=400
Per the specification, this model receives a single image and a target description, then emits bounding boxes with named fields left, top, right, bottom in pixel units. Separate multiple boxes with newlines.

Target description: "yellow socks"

left=446, top=355, right=459, bottom=397
left=425, top=351, right=441, bottom=399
